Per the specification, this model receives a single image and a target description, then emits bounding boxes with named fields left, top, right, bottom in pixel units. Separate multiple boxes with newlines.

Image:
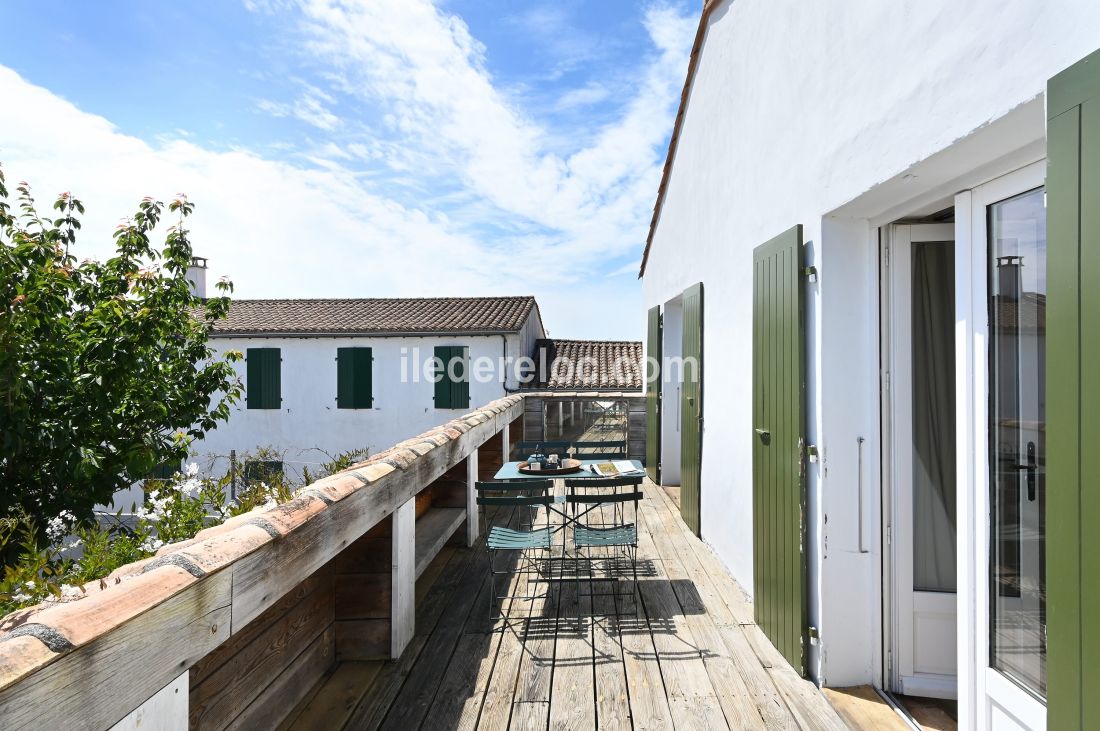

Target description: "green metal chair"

left=565, top=475, right=643, bottom=610
left=572, top=440, right=627, bottom=460
left=513, top=440, right=571, bottom=459
left=476, top=479, right=557, bottom=620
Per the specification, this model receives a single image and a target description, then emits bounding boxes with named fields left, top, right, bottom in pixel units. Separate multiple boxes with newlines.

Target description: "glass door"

left=988, top=187, right=1047, bottom=699
left=886, top=223, right=959, bottom=699
left=960, top=160, right=1048, bottom=730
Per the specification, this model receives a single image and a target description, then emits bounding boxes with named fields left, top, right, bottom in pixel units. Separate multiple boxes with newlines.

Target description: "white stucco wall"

left=641, top=0, right=1100, bottom=687
left=188, top=312, right=543, bottom=483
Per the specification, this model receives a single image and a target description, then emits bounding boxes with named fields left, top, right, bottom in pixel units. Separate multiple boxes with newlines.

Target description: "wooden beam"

left=466, top=448, right=479, bottom=547
left=109, top=671, right=188, bottom=731
left=0, top=570, right=232, bottom=731
left=230, top=401, right=522, bottom=631
left=391, top=498, right=415, bottom=659
left=414, top=508, right=465, bottom=579
left=501, top=421, right=510, bottom=463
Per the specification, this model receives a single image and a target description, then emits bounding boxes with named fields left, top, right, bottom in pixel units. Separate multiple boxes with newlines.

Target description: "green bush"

left=0, top=447, right=368, bottom=617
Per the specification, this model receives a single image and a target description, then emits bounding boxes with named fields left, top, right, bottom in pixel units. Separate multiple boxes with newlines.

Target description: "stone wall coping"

left=0, top=393, right=527, bottom=696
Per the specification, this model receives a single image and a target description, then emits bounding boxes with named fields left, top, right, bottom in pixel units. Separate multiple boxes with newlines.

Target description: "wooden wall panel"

left=189, top=565, right=335, bottom=730
left=333, top=518, right=392, bottom=662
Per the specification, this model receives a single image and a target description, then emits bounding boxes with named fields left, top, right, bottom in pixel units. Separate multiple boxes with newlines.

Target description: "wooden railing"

left=0, top=390, right=643, bottom=730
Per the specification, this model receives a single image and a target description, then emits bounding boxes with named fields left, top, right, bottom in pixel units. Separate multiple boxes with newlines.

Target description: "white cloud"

left=0, top=1, right=696, bottom=339
left=257, top=84, right=342, bottom=131
left=555, top=82, right=611, bottom=111
left=285, top=0, right=696, bottom=260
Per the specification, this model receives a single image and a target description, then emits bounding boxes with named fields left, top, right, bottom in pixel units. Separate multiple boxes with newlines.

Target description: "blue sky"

left=0, top=0, right=696, bottom=339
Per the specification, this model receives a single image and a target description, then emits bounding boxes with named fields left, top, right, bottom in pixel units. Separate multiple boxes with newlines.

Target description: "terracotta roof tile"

left=208, top=296, right=538, bottom=336
left=532, top=339, right=644, bottom=391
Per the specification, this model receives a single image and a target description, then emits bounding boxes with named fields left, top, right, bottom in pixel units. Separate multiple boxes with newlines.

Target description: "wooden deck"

left=281, top=478, right=850, bottom=730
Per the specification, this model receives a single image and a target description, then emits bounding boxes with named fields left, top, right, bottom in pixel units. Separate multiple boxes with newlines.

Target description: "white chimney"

left=186, top=256, right=208, bottom=299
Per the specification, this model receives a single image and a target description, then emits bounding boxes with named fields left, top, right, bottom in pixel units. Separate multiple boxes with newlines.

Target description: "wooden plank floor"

left=289, top=475, right=850, bottom=730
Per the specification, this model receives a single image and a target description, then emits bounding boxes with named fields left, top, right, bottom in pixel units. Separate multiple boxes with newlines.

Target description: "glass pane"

left=989, top=186, right=1046, bottom=698
left=544, top=400, right=627, bottom=444
left=911, top=241, right=957, bottom=592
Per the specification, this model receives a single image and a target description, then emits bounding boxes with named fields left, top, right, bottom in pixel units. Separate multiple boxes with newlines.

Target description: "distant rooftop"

left=533, top=338, right=644, bottom=391
left=208, top=296, right=539, bottom=336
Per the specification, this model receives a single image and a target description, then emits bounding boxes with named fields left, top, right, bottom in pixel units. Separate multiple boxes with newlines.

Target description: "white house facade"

left=191, top=295, right=545, bottom=484
left=640, top=1, right=1100, bottom=728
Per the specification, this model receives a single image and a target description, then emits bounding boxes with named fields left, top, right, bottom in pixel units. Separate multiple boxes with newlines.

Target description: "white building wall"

left=191, top=324, right=538, bottom=483
left=641, top=0, right=1100, bottom=687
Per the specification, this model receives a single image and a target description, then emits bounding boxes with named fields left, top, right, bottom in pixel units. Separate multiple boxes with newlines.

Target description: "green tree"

left=0, top=164, right=243, bottom=545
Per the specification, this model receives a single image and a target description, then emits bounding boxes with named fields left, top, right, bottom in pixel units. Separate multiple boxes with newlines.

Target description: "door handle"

left=1013, top=441, right=1038, bottom=501
left=755, top=428, right=771, bottom=444
left=1026, top=441, right=1037, bottom=501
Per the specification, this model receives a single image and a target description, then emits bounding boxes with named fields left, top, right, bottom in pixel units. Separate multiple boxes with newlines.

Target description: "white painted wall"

left=191, top=328, right=532, bottom=483
left=641, top=0, right=1100, bottom=688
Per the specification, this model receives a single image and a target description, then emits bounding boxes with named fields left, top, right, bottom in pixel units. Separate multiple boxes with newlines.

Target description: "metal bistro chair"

left=565, top=476, right=643, bottom=610
left=571, top=440, right=627, bottom=460
left=476, top=479, right=558, bottom=620
left=513, top=440, right=571, bottom=460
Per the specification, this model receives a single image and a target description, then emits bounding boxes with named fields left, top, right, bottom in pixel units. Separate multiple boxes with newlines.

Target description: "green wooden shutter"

left=337, top=347, right=373, bottom=409
left=434, top=345, right=451, bottom=408
left=1047, top=47, right=1100, bottom=730
left=451, top=346, right=470, bottom=409
left=148, top=460, right=179, bottom=481
left=434, top=345, right=468, bottom=409
left=646, top=305, right=663, bottom=483
left=681, top=283, right=703, bottom=536
left=247, top=347, right=281, bottom=409
left=752, top=224, right=808, bottom=677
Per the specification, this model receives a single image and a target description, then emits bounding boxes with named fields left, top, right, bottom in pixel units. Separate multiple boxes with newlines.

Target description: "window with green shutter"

left=246, top=347, right=281, bottom=409
left=147, top=460, right=179, bottom=482
left=433, top=345, right=470, bottom=409
left=337, top=347, right=374, bottom=409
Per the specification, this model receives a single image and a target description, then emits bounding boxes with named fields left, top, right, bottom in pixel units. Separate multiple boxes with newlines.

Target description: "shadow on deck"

left=280, top=480, right=849, bottom=731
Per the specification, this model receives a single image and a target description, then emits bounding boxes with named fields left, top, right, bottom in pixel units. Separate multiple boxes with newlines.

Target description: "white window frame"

left=955, top=159, right=1047, bottom=731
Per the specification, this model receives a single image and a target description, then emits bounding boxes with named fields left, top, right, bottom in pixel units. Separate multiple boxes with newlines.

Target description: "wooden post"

left=502, top=421, right=511, bottom=462
left=466, top=448, right=479, bottom=547
left=557, top=401, right=564, bottom=432
left=391, top=498, right=415, bottom=658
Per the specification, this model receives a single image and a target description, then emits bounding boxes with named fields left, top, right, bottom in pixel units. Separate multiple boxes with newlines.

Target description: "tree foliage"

left=0, top=164, right=243, bottom=538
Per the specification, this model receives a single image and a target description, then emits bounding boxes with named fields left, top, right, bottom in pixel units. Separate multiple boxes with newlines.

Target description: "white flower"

left=60, top=584, right=83, bottom=600
left=23, top=580, right=35, bottom=590
left=11, top=592, right=32, bottom=603
left=140, top=537, right=164, bottom=553
left=45, top=510, right=75, bottom=543
left=185, top=462, right=199, bottom=477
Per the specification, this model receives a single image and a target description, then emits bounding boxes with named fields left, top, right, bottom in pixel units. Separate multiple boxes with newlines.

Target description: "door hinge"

left=808, top=626, right=820, bottom=646
left=886, top=524, right=892, bottom=545
left=807, top=444, right=819, bottom=463
left=803, top=265, right=818, bottom=282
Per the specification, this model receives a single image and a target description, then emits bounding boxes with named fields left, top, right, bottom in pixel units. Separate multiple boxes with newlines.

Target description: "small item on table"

left=547, top=453, right=560, bottom=468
